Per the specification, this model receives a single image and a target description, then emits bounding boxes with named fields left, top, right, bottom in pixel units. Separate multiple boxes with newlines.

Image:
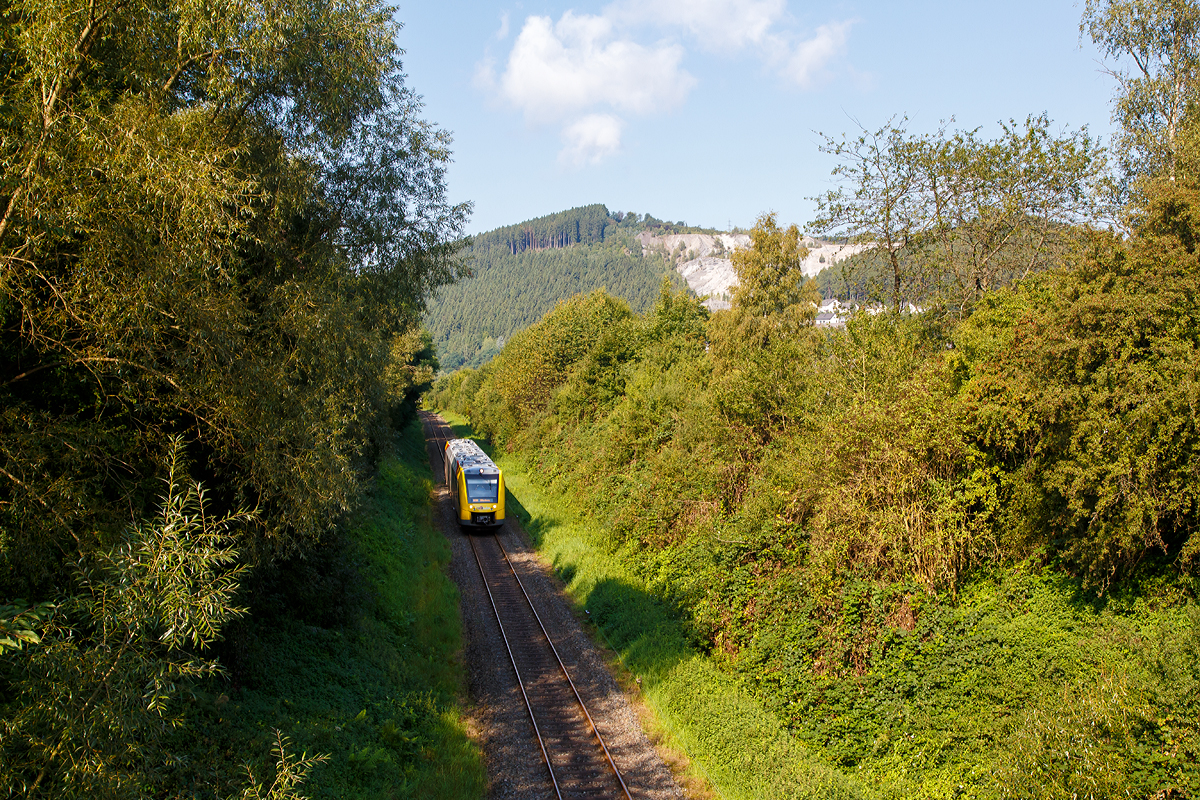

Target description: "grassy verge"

left=438, top=411, right=865, bottom=800
left=207, top=417, right=485, bottom=799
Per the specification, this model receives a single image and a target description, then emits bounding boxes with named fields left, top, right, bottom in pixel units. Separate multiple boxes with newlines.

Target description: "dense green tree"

left=471, top=290, right=633, bottom=441
left=0, top=0, right=466, bottom=794
left=708, top=213, right=816, bottom=355
left=703, top=214, right=820, bottom=445
left=728, top=214, right=815, bottom=323
left=0, top=0, right=468, bottom=594
left=955, top=180, right=1200, bottom=585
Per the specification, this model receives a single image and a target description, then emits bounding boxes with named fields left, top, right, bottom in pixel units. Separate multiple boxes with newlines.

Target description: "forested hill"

left=426, top=205, right=701, bottom=370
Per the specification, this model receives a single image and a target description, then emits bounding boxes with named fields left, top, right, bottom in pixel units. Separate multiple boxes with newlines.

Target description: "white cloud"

left=607, top=0, right=786, bottom=51
left=776, top=20, right=853, bottom=87
left=499, top=12, right=695, bottom=124
left=560, top=113, right=625, bottom=165
left=480, top=3, right=856, bottom=165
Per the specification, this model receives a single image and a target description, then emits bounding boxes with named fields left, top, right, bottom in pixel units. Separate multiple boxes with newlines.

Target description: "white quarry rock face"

left=799, top=241, right=873, bottom=278
left=638, top=231, right=874, bottom=311
left=677, top=256, right=736, bottom=310
left=636, top=232, right=748, bottom=311
left=634, top=231, right=751, bottom=260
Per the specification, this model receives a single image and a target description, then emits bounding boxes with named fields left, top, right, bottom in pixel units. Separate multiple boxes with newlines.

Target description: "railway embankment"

left=434, top=411, right=861, bottom=800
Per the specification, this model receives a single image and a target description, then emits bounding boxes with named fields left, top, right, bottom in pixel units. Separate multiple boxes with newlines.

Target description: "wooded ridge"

left=424, top=206, right=700, bottom=371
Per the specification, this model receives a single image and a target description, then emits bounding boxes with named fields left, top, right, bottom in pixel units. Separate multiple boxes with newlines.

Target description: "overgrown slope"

left=0, top=0, right=472, bottom=794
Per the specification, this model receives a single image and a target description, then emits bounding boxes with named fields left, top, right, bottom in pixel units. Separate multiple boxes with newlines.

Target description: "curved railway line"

left=421, top=411, right=635, bottom=800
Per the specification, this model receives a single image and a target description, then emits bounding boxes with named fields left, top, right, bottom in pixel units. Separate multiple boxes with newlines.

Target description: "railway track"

left=420, top=412, right=633, bottom=800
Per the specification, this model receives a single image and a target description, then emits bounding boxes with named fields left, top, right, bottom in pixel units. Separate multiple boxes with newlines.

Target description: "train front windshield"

left=466, top=474, right=499, bottom=503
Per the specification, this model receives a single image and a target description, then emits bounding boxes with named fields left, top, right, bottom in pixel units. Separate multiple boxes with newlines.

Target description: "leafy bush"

left=0, top=441, right=268, bottom=797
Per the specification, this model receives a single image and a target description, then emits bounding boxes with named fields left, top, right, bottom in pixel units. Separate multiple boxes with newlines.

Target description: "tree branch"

left=161, top=47, right=243, bottom=93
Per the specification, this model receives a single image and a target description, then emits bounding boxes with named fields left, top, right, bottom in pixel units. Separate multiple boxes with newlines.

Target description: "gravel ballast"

left=422, top=414, right=684, bottom=800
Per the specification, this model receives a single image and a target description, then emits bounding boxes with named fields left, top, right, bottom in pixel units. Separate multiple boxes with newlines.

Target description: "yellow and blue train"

left=443, top=438, right=505, bottom=530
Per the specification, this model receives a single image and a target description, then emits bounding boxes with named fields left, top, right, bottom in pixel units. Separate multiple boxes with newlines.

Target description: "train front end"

left=460, top=465, right=504, bottom=528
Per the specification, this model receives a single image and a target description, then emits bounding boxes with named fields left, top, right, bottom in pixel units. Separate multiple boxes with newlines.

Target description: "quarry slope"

left=637, top=231, right=870, bottom=310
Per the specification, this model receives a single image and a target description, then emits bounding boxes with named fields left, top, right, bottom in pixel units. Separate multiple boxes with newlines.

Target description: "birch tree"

left=811, top=117, right=1106, bottom=314
left=1082, top=0, right=1200, bottom=182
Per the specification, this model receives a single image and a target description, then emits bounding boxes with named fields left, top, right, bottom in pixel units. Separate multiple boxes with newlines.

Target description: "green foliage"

left=0, top=439, right=259, bottom=797
left=715, top=212, right=818, bottom=349
left=702, top=215, right=823, bottom=450
left=1082, top=0, right=1200, bottom=183
left=470, top=203, right=614, bottom=253
left=0, top=0, right=469, bottom=598
left=470, top=290, right=635, bottom=440
left=810, top=115, right=1107, bottom=313
left=240, top=733, right=329, bottom=800
left=432, top=167, right=1200, bottom=796
left=0, top=601, right=54, bottom=655
left=953, top=198, right=1200, bottom=585
left=790, top=317, right=997, bottom=594
left=0, top=3, right=476, bottom=796
left=383, top=329, right=440, bottom=427
left=215, top=418, right=484, bottom=800
left=813, top=251, right=894, bottom=305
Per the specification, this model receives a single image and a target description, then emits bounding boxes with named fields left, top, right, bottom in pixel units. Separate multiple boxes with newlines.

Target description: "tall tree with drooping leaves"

left=0, top=0, right=469, bottom=793
left=0, top=0, right=470, bottom=596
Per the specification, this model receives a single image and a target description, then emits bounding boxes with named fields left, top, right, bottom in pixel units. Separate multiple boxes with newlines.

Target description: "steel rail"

left=423, top=412, right=633, bottom=798
left=467, top=533, right=565, bottom=800
left=492, top=534, right=635, bottom=800
left=423, top=413, right=564, bottom=797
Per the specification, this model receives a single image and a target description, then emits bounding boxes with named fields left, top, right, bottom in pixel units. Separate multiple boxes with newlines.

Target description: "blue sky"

left=394, top=1, right=1117, bottom=234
